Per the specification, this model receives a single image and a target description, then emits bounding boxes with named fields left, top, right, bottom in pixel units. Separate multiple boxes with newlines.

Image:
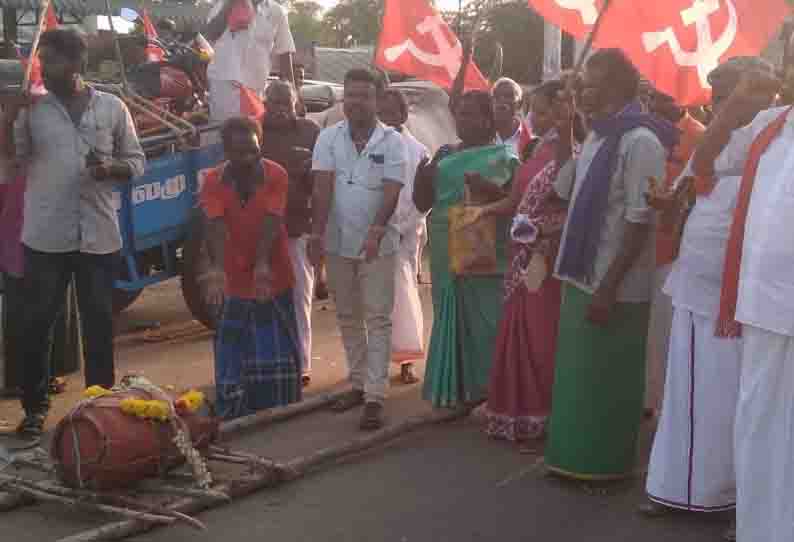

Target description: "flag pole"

left=562, top=0, right=612, bottom=148
left=22, top=0, right=52, bottom=93
left=569, top=0, right=612, bottom=83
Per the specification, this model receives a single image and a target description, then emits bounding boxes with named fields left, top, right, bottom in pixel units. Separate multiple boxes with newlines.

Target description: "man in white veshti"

left=376, top=88, right=430, bottom=384
left=687, top=58, right=791, bottom=542
left=204, top=0, right=296, bottom=123
left=642, top=58, right=776, bottom=532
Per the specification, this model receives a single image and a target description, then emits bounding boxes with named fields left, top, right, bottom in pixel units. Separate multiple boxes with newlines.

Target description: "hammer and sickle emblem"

left=553, top=0, right=599, bottom=25
left=641, top=0, right=738, bottom=88
left=383, top=14, right=463, bottom=79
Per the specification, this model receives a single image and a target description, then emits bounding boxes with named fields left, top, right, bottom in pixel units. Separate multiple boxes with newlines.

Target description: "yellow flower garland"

left=176, top=390, right=205, bottom=413
left=119, top=398, right=171, bottom=422
left=83, top=384, right=205, bottom=422
left=83, top=385, right=112, bottom=399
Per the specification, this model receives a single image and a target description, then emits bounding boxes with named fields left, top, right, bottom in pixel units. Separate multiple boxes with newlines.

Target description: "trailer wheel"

left=181, top=214, right=220, bottom=329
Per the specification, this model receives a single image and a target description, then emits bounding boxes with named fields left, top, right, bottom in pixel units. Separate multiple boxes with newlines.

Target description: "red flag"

left=375, top=0, right=489, bottom=92
left=238, top=83, right=266, bottom=121
left=141, top=10, right=166, bottom=63
left=528, top=0, right=790, bottom=105
left=24, top=3, right=58, bottom=96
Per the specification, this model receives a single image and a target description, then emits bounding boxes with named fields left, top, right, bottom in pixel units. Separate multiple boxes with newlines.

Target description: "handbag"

left=448, top=186, right=498, bottom=276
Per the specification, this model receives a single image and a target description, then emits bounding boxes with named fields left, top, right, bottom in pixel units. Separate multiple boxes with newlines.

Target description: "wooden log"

left=281, top=407, right=472, bottom=480
left=137, top=481, right=230, bottom=502
left=0, top=490, right=33, bottom=511
left=98, top=493, right=206, bottom=531
left=218, top=388, right=353, bottom=437
left=206, top=452, right=283, bottom=472
left=57, top=406, right=471, bottom=542
left=0, top=478, right=176, bottom=526
left=55, top=470, right=282, bottom=542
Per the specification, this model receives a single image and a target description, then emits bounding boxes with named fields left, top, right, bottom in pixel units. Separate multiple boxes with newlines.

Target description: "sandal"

left=400, top=364, right=420, bottom=385
left=331, top=390, right=365, bottom=412
left=723, top=519, right=736, bottom=542
left=637, top=500, right=671, bottom=518
left=359, top=402, right=384, bottom=431
left=15, top=412, right=46, bottom=441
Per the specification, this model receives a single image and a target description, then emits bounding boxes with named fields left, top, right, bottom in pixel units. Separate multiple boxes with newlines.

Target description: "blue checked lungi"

left=214, top=291, right=302, bottom=419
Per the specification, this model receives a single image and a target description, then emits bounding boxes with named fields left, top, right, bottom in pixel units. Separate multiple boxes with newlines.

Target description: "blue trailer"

left=111, top=128, right=224, bottom=327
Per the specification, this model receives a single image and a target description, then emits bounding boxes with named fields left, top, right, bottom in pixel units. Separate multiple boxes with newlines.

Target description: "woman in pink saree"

left=481, top=80, right=571, bottom=444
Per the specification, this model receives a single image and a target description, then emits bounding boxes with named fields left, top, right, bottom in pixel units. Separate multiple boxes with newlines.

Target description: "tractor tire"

left=181, top=214, right=220, bottom=329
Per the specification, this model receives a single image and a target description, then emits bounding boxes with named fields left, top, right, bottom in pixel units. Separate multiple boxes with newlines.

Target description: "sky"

left=314, top=0, right=465, bottom=12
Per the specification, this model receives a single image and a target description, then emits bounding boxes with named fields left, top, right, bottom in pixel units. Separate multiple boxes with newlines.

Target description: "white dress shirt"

left=207, top=0, right=296, bottom=93
left=312, top=120, right=407, bottom=260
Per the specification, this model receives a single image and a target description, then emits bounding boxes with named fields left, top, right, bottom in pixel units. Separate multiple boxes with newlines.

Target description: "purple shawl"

left=556, top=101, right=679, bottom=283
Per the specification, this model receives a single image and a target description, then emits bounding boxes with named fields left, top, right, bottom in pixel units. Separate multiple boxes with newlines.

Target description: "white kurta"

left=391, top=130, right=428, bottom=362
left=288, top=237, right=314, bottom=374
left=646, top=174, right=743, bottom=511
left=715, top=107, right=794, bottom=542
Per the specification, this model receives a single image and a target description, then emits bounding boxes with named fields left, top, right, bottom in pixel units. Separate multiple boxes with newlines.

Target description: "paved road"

left=0, top=279, right=731, bottom=541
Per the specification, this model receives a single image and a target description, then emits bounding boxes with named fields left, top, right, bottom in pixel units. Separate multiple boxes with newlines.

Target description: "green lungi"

left=545, top=284, right=650, bottom=480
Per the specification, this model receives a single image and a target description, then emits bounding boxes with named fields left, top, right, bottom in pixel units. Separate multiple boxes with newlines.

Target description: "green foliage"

left=285, top=1, right=329, bottom=46
left=284, top=0, right=545, bottom=83
left=449, top=0, right=545, bottom=83
left=319, top=0, right=384, bottom=48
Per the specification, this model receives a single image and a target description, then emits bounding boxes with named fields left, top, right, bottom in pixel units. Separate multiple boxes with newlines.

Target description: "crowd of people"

left=1, top=3, right=793, bottom=540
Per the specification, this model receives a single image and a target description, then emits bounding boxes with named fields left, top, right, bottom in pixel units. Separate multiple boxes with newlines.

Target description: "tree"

left=447, top=0, right=545, bottom=83
left=321, top=0, right=383, bottom=48
left=286, top=0, right=326, bottom=46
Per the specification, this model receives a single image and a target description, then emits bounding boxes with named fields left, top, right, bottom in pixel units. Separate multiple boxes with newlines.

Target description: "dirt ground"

left=0, top=278, right=732, bottom=542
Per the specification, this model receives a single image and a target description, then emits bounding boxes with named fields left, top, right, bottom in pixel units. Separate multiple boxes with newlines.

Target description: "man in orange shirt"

left=200, top=117, right=302, bottom=419
left=645, top=89, right=705, bottom=414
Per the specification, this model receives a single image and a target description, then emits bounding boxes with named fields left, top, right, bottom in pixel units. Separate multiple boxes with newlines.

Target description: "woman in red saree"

left=482, top=80, right=571, bottom=444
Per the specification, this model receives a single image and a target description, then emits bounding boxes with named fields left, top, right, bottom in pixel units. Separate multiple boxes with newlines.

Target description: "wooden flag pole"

left=569, top=0, right=613, bottom=83
left=21, top=0, right=52, bottom=93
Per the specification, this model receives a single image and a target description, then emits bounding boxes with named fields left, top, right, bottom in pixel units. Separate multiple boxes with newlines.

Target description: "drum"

left=51, top=389, right=219, bottom=489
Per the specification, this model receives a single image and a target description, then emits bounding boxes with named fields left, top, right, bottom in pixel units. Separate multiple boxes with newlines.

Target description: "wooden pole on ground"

left=0, top=490, right=32, bottom=511
left=218, top=388, right=353, bottom=437
left=57, top=407, right=471, bottom=542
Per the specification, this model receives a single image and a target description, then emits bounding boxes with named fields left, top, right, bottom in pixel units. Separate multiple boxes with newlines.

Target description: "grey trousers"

left=327, top=253, right=396, bottom=404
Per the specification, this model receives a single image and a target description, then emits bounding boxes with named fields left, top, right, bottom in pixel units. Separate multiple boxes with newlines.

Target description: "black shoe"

left=16, top=412, right=46, bottom=440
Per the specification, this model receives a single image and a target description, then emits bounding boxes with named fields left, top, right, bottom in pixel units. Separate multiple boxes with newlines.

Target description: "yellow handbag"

left=448, top=187, right=498, bottom=276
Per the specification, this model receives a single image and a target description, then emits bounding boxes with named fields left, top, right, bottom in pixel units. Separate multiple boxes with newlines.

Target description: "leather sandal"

left=359, top=402, right=384, bottom=431
left=331, top=390, right=365, bottom=412
left=637, top=500, right=672, bottom=518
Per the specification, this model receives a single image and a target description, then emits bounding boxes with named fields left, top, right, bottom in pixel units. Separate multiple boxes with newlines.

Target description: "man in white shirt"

left=204, top=0, right=296, bottom=123
left=642, top=58, right=776, bottom=532
left=690, top=64, right=793, bottom=542
left=377, top=87, right=429, bottom=385
left=310, top=69, right=406, bottom=430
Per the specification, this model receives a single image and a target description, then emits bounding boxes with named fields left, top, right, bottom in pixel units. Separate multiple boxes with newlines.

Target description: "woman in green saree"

left=413, top=91, right=520, bottom=408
